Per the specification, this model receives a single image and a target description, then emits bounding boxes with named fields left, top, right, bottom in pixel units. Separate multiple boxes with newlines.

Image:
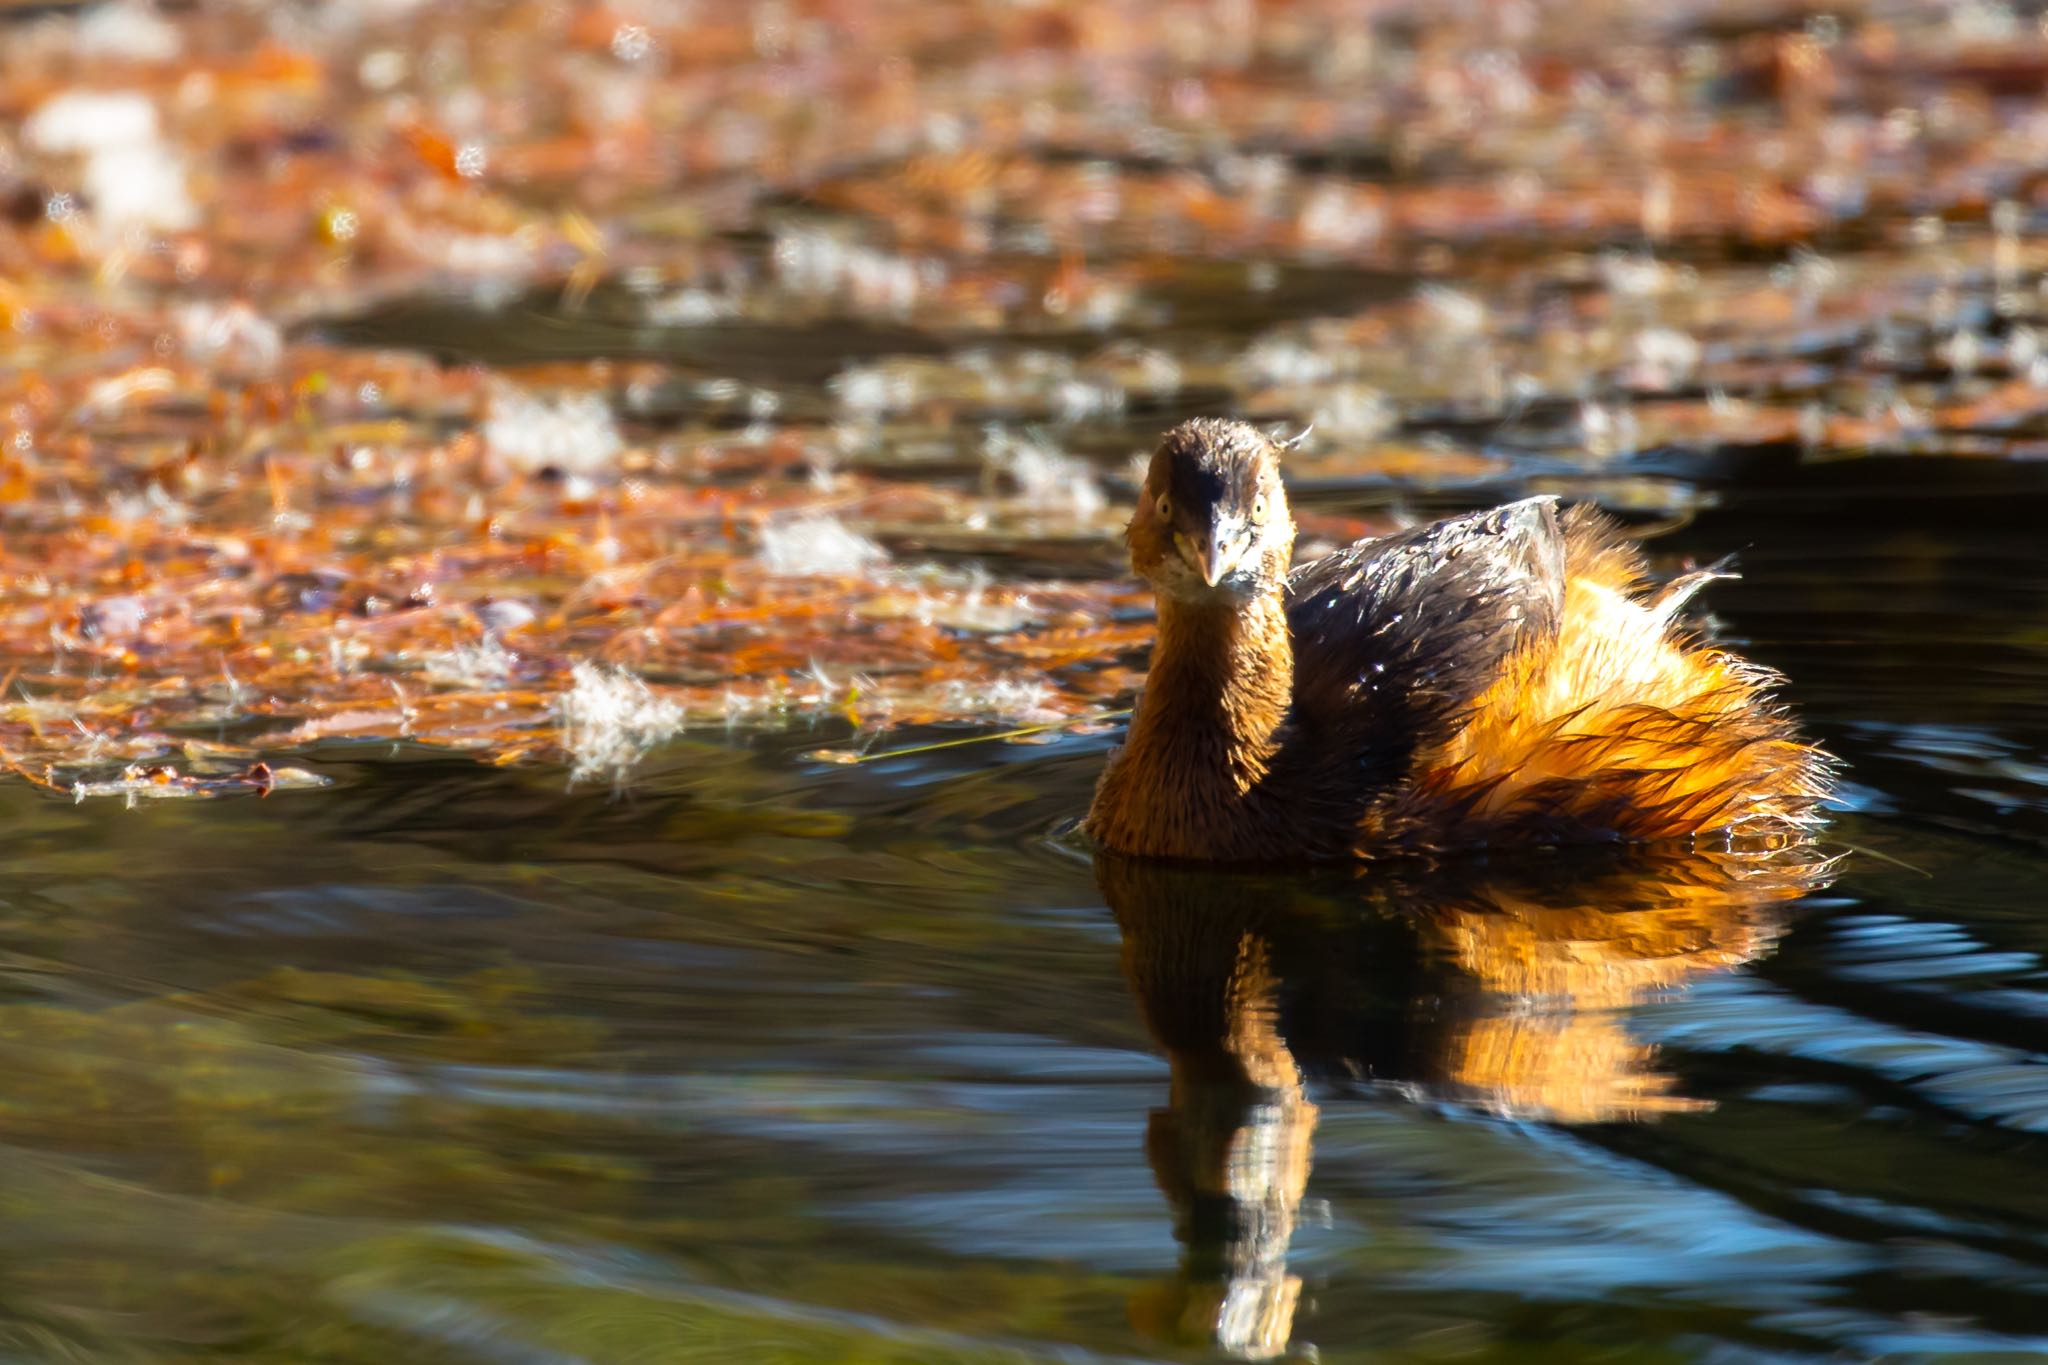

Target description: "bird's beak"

left=1177, top=529, right=1247, bottom=587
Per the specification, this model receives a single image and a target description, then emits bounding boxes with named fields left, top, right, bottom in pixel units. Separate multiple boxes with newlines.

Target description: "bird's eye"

left=1251, top=494, right=1267, bottom=522
left=1154, top=494, right=1172, bottom=520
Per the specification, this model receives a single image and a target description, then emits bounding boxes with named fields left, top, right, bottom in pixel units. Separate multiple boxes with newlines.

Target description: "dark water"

left=5, top=435, right=2048, bottom=1362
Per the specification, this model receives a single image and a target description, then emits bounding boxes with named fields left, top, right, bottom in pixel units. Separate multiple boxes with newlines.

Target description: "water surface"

left=5, top=449, right=2047, bottom=1361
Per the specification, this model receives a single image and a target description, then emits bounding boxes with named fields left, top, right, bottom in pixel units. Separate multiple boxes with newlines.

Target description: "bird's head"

left=1128, top=419, right=1295, bottom=604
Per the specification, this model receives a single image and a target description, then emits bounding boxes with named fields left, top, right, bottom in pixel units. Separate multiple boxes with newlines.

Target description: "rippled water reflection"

left=5, top=460, right=2048, bottom=1362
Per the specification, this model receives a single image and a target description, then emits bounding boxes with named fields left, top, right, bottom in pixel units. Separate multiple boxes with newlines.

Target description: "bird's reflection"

left=1102, top=846, right=1834, bottom=1359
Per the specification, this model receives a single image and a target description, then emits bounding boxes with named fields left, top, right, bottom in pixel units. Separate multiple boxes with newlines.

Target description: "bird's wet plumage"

left=1086, top=418, right=1836, bottom=862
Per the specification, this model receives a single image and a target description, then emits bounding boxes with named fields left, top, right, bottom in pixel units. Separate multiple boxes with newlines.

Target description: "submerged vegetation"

left=6, top=0, right=2048, bottom=794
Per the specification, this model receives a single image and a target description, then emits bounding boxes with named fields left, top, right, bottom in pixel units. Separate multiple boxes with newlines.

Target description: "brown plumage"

left=1086, top=418, right=1836, bottom=862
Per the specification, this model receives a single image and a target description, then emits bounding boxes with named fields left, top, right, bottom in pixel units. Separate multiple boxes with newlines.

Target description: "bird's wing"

left=1284, top=496, right=1567, bottom=753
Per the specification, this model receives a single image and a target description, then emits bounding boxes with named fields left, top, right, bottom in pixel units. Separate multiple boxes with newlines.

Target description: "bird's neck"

left=1139, top=591, right=1294, bottom=764
left=1099, top=589, right=1294, bottom=857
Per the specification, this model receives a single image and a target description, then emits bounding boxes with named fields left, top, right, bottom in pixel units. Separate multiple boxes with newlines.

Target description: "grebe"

left=1085, top=419, right=1834, bottom=862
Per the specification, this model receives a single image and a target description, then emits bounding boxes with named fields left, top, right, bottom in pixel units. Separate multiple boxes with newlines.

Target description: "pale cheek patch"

left=1147, top=547, right=1271, bottom=604
left=1149, top=554, right=1209, bottom=602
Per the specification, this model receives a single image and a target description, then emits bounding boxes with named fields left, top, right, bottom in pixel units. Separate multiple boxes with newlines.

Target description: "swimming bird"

left=1085, top=419, right=1834, bottom=862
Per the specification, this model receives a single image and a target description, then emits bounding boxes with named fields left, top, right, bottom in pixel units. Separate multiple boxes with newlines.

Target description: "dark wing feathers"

left=1284, top=496, right=1567, bottom=763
